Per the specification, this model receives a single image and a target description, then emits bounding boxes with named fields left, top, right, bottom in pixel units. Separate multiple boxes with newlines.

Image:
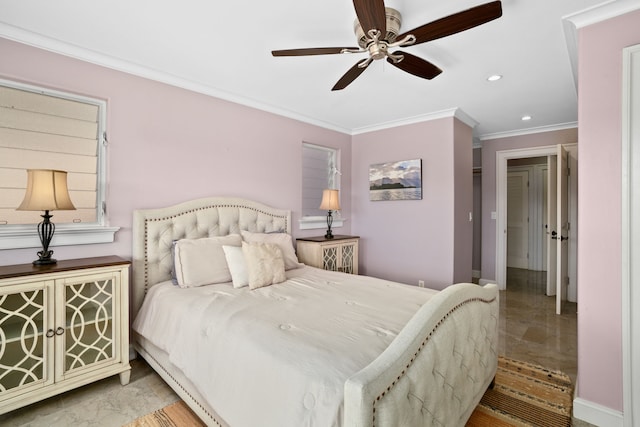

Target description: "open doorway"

left=496, top=144, right=578, bottom=314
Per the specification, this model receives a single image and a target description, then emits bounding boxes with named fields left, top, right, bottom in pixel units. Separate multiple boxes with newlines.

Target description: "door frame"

left=622, top=43, right=639, bottom=427
left=496, top=145, right=561, bottom=290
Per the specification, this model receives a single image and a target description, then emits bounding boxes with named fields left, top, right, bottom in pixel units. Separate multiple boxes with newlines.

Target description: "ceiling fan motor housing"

left=354, top=7, right=402, bottom=48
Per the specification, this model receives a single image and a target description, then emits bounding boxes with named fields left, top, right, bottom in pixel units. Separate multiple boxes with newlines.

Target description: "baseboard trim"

left=573, top=397, right=623, bottom=427
left=478, top=278, right=495, bottom=286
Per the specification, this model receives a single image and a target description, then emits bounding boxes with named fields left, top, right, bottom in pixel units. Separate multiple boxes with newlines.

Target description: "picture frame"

left=369, top=159, right=422, bottom=201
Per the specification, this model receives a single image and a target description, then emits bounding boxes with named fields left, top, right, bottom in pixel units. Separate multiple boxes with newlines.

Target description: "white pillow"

left=173, top=234, right=242, bottom=288
left=242, top=242, right=286, bottom=290
left=222, top=245, right=249, bottom=288
left=240, top=230, right=302, bottom=270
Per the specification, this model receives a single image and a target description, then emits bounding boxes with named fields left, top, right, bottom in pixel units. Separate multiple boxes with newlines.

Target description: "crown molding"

left=562, top=0, right=640, bottom=91
left=0, top=24, right=470, bottom=137
left=563, top=0, right=640, bottom=29
left=0, top=23, right=352, bottom=135
left=479, top=122, right=578, bottom=141
left=351, top=107, right=478, bottom=135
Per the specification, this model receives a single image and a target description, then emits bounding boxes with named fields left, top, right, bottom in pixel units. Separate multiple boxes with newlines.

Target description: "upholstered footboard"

left=344, top=283, right=499, bottom=427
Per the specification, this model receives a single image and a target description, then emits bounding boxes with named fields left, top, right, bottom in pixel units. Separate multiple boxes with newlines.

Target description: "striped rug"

left=125, top=356, right=573, bottom=427
left=467, top=356, right=574, bottom=426
left=124, top=401, right=205, bottom=427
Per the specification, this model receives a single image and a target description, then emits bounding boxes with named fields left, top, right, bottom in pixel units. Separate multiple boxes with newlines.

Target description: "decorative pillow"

left=222, top=245, right=249, bottom=288
left=170, top=240, right=179, bottom=285
left=173, top=234, right=242, bottom=288
left=240, top=230, right=302, bottom=270
left=242, top=242, right=286, bottom=290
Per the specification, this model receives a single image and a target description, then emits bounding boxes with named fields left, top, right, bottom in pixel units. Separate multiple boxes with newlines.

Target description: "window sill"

left=299, top=216, right=345, bottom=231
left=0, top=225, right=120, bottom=250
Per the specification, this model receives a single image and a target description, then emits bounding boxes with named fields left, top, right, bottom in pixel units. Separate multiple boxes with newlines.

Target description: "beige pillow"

left=242, top=242, right=286, bottom=290
left=240, top=230, right=302, bottom=270
left=173, top=234, right=242, bottom=287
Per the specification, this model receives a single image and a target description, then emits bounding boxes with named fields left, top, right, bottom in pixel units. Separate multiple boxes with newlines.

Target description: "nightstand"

left=296, top=235, right=359, bottom=274
left=0, top=256, right=131, bottom=414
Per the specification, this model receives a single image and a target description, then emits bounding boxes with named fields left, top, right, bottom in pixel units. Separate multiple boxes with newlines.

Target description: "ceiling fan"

left=272, top=0, right=502, bottom=91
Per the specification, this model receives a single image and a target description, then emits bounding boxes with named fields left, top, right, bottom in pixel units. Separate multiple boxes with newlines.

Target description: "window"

left=0, top=79, right=118, bottom=250
left=300, top=142, right=343, bottom=230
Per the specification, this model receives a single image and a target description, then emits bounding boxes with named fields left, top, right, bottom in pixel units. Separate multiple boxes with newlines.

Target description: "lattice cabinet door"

left=55, top=271, right=121, bottom=381
left=296, top=236, right=359, bottom=275
left=340, top=242, right=357, bottom=274
left=0, top=256, right=130, bottom=415
left=322, top=245, right=340, bottom=272
left=0, top=280, right=55, bottom=401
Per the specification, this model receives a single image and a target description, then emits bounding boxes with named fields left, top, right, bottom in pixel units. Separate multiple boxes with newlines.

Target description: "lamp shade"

left=17, top=169, right=76, bottom=212
left=319, top=189, right=340, bottom=211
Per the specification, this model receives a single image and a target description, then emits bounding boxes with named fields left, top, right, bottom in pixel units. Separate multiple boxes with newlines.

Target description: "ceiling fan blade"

left=353, top=0, right=387, bottom=37
left=397, top=1, right=502, bottom=46
left=387, top=51, right=442, bottom=80
left=332, top=59, right=370, bottom=91
left=272, top=47, right=359, bottom=57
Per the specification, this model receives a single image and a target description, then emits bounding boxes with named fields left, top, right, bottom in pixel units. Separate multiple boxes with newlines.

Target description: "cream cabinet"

left=296, top=235, right=359, bottom=274
left=0, top=256, right=131, bottom=414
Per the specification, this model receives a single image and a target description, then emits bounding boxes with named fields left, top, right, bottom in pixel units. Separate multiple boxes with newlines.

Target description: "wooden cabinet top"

left=296, top=235, right=359, bottom=243
left=0, top=256, right=130, bottom=280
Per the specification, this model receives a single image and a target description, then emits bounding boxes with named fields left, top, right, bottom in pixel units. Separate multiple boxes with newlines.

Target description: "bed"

left=131, top=197, right=499, bottom=427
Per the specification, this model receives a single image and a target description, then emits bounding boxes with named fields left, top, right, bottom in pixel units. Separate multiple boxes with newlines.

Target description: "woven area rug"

left=124, top=401, right=205, bottom=427
left=124, top=356, right=573, bottom=427
left=467, top=356, right=574, bottom=427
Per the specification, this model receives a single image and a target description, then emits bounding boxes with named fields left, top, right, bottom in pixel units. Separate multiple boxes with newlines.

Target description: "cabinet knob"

left=55, top=327, right=64, bottom=336
left=46, top=329, right=55, bottom=338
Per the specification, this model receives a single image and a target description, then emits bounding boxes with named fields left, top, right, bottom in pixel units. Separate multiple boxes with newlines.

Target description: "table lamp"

left=319, top=189, right=340, bottom=239
left=17, top=169, right=76, bottom=265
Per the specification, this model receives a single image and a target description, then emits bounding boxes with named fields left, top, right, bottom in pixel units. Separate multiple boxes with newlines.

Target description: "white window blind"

left=302, top=142, right=339, bottom=217
left=0, top=81, right=103, bottom=227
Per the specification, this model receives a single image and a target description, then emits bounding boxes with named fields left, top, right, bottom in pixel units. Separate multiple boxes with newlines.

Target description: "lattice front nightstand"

left=0, top=256, right=131, bottom=414
left=296, top=235, right=359, bottom=274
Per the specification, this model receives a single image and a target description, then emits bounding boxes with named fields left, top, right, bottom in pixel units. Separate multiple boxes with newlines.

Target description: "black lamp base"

left=34, top=211, right=57, bottom=265
left=33, top=255, right=57, bottom=266
left=324, top=210, right=335, bottom=239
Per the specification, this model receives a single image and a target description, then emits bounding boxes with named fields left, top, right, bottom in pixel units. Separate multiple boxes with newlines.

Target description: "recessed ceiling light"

left=487, top=74, right=502, bottom=82
left=521, top=115, right=532, bottom=121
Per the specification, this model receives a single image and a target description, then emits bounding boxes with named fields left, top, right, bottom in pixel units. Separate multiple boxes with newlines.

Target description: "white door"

left=556, top=145, right=569, bottom=315
left=546, top=155, right=557, bottom=296
left=541, top=166, right=548, bottom=272
left=507, top=170, right=529, bottom=269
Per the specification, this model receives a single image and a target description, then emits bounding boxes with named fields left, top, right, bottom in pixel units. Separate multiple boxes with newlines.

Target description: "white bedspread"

left=133, top=266, right=437, bottom=427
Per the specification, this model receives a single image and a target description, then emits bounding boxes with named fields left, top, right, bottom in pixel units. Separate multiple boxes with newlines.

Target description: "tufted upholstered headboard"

left=131, top=197, right=291, bottom=318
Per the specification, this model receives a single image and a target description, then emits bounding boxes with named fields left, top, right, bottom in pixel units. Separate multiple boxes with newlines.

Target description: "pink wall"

left=480, top=128, right=578, bottom=282
left=351, top=117, right=473, bottom=289
left=0, top=38, right=352, bottom=266
left=576, top=9, right=640, bottom=412
left=453, top=119, right=473, bottom=283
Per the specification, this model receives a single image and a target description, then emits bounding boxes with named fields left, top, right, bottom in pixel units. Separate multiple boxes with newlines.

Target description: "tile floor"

left=0, top=268, right=588, bottom=426
left=497, top=268, right=578, bottom=383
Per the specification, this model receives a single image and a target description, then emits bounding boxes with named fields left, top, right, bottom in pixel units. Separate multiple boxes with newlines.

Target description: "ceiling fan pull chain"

left=271, top=1, right=502, bottom=90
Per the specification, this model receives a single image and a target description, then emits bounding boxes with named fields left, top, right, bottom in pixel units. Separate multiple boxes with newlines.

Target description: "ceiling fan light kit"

left=354, top=7, right=402, bottom=48
left=272, top=0, right=503, bottom=90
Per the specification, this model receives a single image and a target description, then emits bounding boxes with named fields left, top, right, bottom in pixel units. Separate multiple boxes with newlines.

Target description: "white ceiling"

left=0, top=0, right=616, bottom=139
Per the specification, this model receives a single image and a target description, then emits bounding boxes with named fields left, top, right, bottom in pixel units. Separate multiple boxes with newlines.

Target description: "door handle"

left=551, top=230, right=568, bottom=241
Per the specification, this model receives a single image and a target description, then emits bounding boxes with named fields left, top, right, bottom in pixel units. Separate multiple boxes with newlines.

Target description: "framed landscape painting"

left=369, top=159, right=422, bottom=201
